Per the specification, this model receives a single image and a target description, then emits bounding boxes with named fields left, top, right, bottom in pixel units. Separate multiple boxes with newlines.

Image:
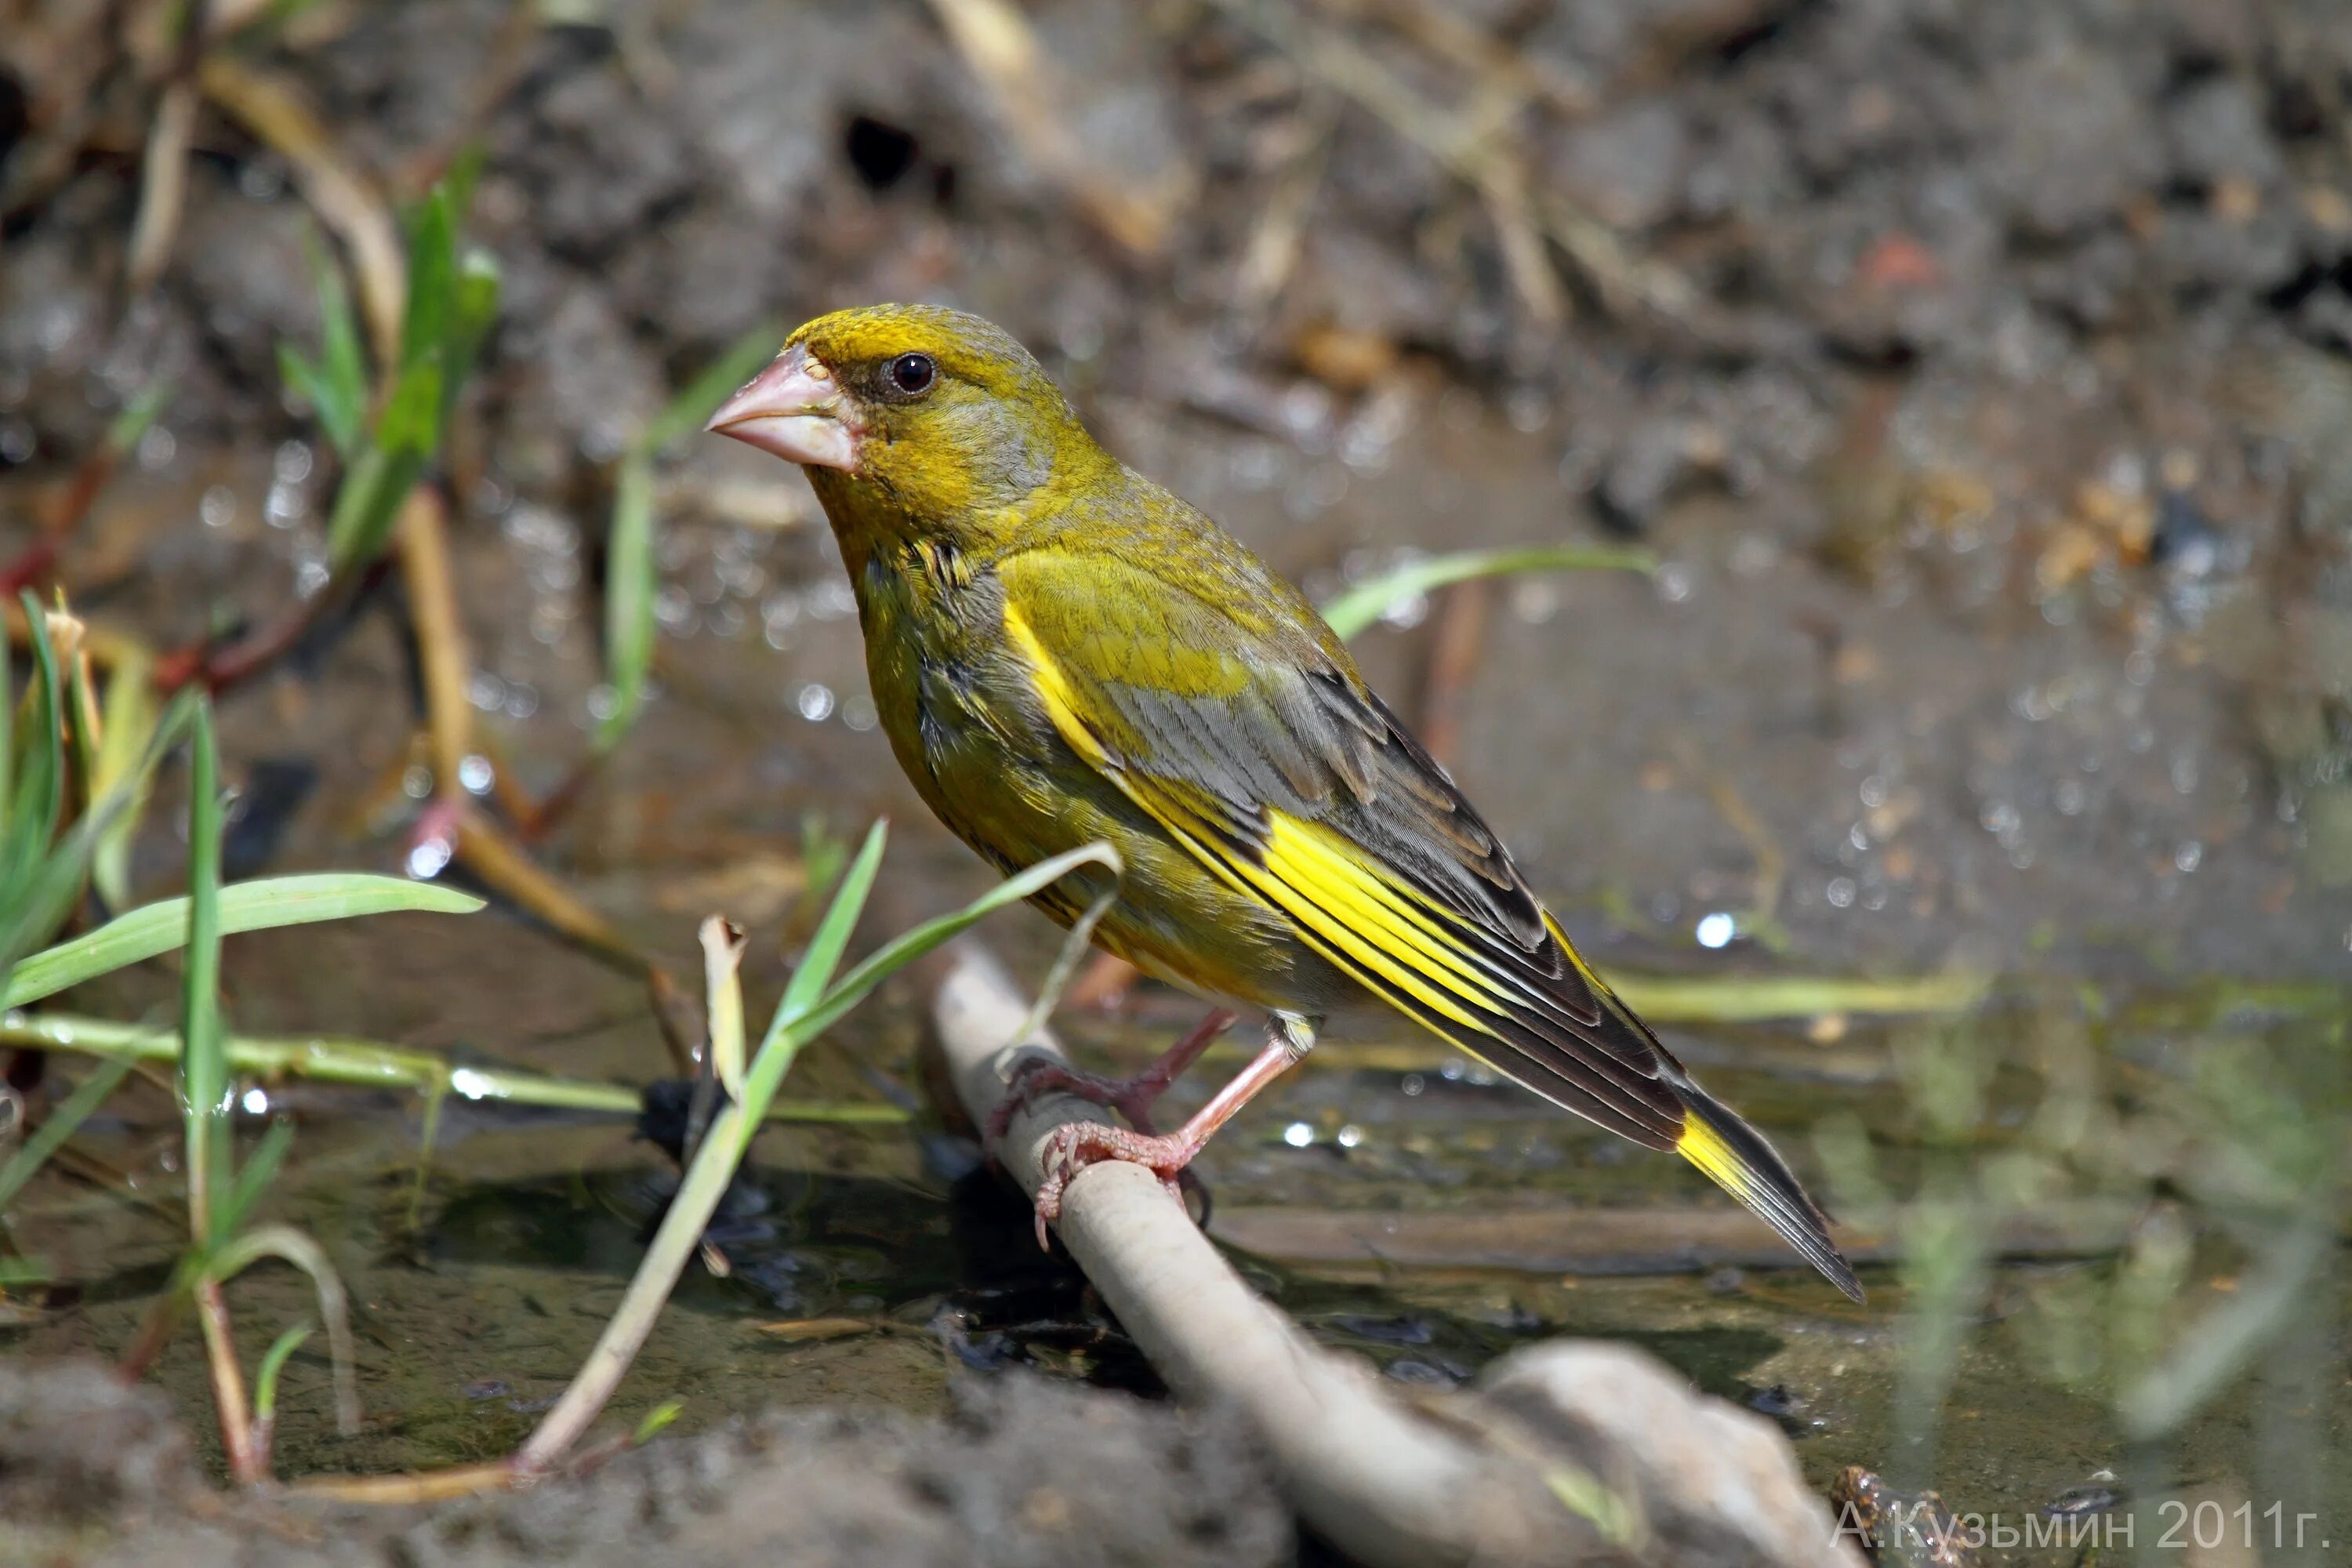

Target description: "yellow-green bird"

left=709, top=303, right=1861, bottom=1301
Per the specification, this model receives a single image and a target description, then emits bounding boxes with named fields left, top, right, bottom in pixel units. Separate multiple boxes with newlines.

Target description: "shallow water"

left=6, top=249, right=2351, bottom=1561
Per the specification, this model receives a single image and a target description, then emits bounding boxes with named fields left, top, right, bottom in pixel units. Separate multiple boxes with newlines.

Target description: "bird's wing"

left=995, top=543, right=1687, bottom=1146
left=996, top=542, right=1860, bottom=1301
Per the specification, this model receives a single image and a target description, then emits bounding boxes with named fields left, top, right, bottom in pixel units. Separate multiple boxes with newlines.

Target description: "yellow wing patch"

left=1007, top=600, right=1519, bottom=1033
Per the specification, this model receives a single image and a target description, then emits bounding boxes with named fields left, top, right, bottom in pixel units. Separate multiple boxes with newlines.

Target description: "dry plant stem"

left=513, top=1083, right=748, bottom=1473
left=198, top=54, right=405, bottom=363
left=934, top=942, right=1588, bottom=1566
left=125, top=78, right=198, bottom=295
left=1414, top=577, right=1490, bottom=769
left=194, top=1276, right=262, bottom=1486
left=924, top=0, right=1184, bottom=257
left=397, top=489, right=474, bottom=807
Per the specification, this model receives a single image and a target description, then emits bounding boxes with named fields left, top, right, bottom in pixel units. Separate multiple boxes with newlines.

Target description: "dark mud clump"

left=5, top=1360, right=1287, bottom=1568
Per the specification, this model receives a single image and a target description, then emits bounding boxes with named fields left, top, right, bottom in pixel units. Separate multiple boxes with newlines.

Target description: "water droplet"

left=2174, top=840, right=2203, bottom=873
left=1655, top=564, right=1694, bottom=604
left=796, top=683, right=836, bottom=722
left=449, top=1068, right=494, bottom=1100
left=1399, top=1073, right=1425, bottom=1097
left=401, top=765, right=433, bottom=800
left=1335, top=1124, right=1365, bottom=1149
left=200, top=485, right=237, bottom=528
left=1825, top=877, right=1857, bottom=909
left=458, top=755, right=495, bottom=795
left=241, top=1087, right=270, bottom=1116
left=274, top=440, right=314, bottom=483
left=1282, top=1121, right=1316, bottom=1148
left=407, top=838, right=453, bottom=880
left=586, top=685, right=620, bottom=722
left=1695, top=912, right=1736, bottom=949
left=470, top=675, right=510, bottom=715
left=841, top=695, right=879, bottom=732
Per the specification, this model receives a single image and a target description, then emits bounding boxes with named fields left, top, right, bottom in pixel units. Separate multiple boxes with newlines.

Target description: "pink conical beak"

left=705, top=343, right=860, bottom=471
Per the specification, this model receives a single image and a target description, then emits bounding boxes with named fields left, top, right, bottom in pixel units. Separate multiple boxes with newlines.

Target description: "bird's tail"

left=1671, top=1076, right=1864, bottom=1302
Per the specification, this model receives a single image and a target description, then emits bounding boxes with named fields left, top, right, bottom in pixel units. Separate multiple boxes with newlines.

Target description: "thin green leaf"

left=1, top=593, right=64, bottom=902
left=1, top=626, right=13, bottom=849
left=204, top=1223, right=358, bottom=1434
left=214, top=1117, right=296, bottom=1243
left=1318, top=545, right=1656, bottom=641
left=3, top=873, right=484, bottom=1010
left=398, top=187, right=457, bottom=381
left=325, top=444, right=424, bottom=574
left=633, top=1399, right=685, bottom=1444
left=252, top=1321, right=312, bottom=1425
left=313, top=238, right=369, bottom=452
left=0, top=1058, right=133, bottom=1212
left=438, top=249, right=499, bottom=432
left=2, top=1011, right=909, bottom=1125
left=640, top=324, right=782, bottom=455
left=594, top=452, right=657, bottom=751
left=1, top=690, right=198, bottom=984
left=89, top=648, right=159, bottom=911
left=773, top=819, right=887, bottom=1024
left=180, top=700, right=229, bottom=1243
left=63, top=641, right=101, bottom=818
left=738, top=840, right=1121, bottom=1129
left=437, top=144, right=485, bottom=231
left=515, top=839, right=1116, bottom=1475
left=377, top=357, right=445, bottom=459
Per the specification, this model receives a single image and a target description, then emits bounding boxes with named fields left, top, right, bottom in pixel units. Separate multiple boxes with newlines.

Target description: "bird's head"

left=706, top=303, right=1108, bottom=539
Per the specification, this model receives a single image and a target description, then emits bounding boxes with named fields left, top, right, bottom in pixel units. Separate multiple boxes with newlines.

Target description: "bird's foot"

left=1030, top=1122, right=1203, bottom=1248
left=985, top=1054, right=1170, bottom=1147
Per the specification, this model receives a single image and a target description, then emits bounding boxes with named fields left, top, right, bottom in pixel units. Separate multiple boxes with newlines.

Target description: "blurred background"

left=2, top=0, right=2347, bottom=1559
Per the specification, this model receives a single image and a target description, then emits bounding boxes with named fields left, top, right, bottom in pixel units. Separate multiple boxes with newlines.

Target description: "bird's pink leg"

left=1029, top=1018, right=1313, bottom=1247
left=986, top=1007, right=1237, bottom=1144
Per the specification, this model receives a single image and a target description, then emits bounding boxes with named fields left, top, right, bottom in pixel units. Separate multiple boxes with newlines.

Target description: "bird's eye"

left=886, top=353, right=937, bottom=397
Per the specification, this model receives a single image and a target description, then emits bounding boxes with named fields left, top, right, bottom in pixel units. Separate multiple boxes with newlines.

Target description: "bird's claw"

left=1030, top=1121, right=1201, bottom=1250
left=987, top=1054, right=1167, bottom=1148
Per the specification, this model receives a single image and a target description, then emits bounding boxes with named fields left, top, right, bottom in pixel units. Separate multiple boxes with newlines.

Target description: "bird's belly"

left=869, top=624, right=1327, bottom=1014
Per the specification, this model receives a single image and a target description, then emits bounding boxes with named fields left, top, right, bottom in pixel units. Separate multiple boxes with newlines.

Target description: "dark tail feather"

left=1670, top=1076, right=1864, bottom=1303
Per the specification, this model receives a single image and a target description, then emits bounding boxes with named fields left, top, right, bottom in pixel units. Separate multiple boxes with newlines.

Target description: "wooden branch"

left=928, top=942, right=1861, bottom=1568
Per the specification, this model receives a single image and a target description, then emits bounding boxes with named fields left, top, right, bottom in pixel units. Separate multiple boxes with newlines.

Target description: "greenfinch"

left=709, top=303, right=1861, bottom=1301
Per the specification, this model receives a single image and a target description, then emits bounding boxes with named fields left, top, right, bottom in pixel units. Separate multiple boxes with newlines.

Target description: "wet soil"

left=4, top=0, right=2351, bottom=1560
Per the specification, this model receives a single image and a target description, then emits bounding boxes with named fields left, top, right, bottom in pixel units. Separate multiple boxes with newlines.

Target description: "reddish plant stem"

left=194, top=1276, right=262, bottom=1486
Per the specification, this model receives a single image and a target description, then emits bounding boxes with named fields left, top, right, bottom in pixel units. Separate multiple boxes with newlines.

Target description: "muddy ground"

left=3, top=0, right=2350, bottom=1560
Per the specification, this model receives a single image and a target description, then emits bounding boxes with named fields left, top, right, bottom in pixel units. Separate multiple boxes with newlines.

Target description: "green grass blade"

left=215, top=1117, right=296, bottom=1243
left=325, top=444, right=425, bottom=574
left=771, top=819, right=888, bottom=1025
left=0, top=1057, right=133, bottom=1211
left=180, top=700, right=229, bottom=1243
left=252, top=1320, right=312, bottom=1426
left=2, top=873, right=484, bottom=1010
left=1, top=622, right=13, bottom=848
left=739, top=841, right=1121, bottom=1127
left=2, top=593, right=65, bottom=899
left=204, top=1223, right=358, bottom=1433
left=1318, top=545, right=1656, bottom=641
left=594, top=452, right=657, bottom=751
left=89, top=647, right=159, bottom=910
left=2, top=1011, right=909, bottom=1124
left=640, top=324, right=782, bottom=455
left=439, top=249, right=500, bottom=432
left=398, top=186, right=456, bottom=380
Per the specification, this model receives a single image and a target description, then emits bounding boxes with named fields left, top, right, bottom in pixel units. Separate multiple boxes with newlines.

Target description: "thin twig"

left=924, top=0, right=1189, bottom=259
left=397, top=488, right=474, bottom=804
left=198, top=54, right=405, bottom=365
left=125, top=79, right=198, bottom=295
left=194, top=1276, right=261, bottom=1485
